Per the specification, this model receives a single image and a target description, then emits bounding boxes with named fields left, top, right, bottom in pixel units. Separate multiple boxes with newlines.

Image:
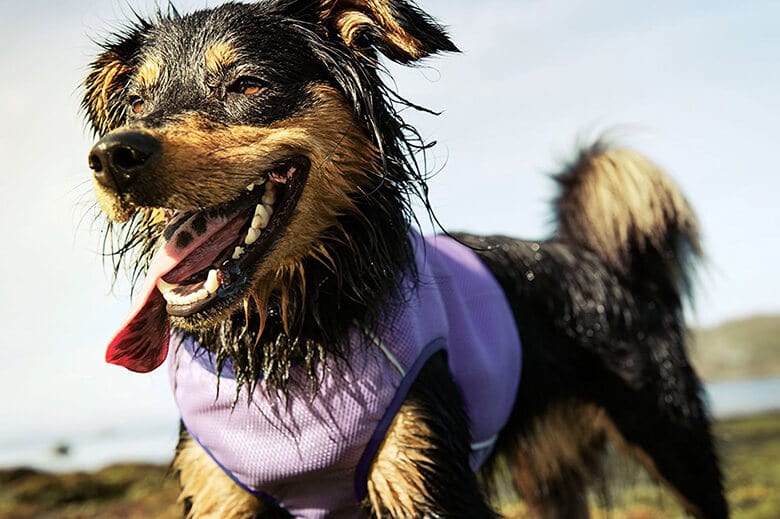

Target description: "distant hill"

left=690, top=315, right=780, bottom=381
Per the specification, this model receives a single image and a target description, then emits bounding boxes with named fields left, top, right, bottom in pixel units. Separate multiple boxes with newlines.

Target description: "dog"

left=82, top=1, right=729, bottom=517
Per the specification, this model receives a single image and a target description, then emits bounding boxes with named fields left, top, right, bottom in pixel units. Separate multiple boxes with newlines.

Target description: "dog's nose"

left=88, top=131, right=161, bottom=192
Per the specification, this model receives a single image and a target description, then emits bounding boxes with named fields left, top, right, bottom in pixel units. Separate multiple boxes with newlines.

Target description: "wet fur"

left=83, top=1, right=728, bottom=517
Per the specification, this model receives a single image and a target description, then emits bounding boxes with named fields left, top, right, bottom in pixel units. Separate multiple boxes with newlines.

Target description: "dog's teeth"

left=254, top=205, right=270, bottom=228
left=251, top=205, right=272, bottom=228
left=204, top=269, right=219, bottom=293
left=232, top=246, right=245, bottom=260
left=157, top=278, right=176, bottom=295
left=246, top=183, right=256, bottom=192
left=192, top=289, right=209, bottom=303
left=262, top=184, right=276, bottom=205
left=160, top=284, right=212, bottom=306
left=245, top=227, right=261, bottom=245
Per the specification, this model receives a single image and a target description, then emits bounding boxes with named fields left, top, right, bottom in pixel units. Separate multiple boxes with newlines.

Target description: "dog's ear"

left=82, top=28, right=145, bottom=136
left=285, top=0, right=458, bottom=63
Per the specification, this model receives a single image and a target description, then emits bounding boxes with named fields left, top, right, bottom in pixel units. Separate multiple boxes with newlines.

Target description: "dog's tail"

left=553, top=140, right=702, bottom=304
left=474, top=141, right=725, bottom=518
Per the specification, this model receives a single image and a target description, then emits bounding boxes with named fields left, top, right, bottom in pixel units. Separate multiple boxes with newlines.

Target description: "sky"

left=0, top=0, right=778, bottom=461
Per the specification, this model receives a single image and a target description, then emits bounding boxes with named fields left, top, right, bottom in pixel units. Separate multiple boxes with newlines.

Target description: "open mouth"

left=155, top=157, right=310, bottom=318
left=102, top=156, right=310, bottom=373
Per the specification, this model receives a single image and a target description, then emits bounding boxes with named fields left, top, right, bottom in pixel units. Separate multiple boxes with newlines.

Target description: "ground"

left=0, top=413, right=777, bottom=518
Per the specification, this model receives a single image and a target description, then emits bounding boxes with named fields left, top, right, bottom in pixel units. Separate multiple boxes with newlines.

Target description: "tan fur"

left=83, top=53, right=132, bottom=136
left=332, top=9, right=376, bottom=49
left=93, top=177, right=136, bottom=222
left=95, top=84, right=379, bottom=330
left=513, top=402, right=706, bottom=519
left=174, top=433, right=264, bottom=518
left=136, top=57, right=163, bottom=89
left=511, top=402, right=607, bottom=498
left=96, top=83, right=375, bottom=213
left=366, top=399, right=436, bottom=516
left=205, top=42, right=238, bottom=75
left=556, top=144, right=701, bottom=275
left=323, top=0, right=427, bottom=58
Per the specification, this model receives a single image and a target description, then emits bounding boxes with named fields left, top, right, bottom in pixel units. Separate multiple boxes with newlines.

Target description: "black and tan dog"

left=82, top=1, right=728, bottom=517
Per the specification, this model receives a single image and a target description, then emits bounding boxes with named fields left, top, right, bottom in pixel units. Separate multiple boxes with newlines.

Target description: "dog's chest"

left=169, top=231, right=522, bottom=518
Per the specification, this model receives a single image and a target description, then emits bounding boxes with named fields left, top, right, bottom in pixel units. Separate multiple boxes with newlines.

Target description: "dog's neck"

left=175, top=190, right=414, bottom=394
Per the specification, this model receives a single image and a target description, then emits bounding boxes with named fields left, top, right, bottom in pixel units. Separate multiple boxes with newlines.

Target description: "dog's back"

left=81, top=0, right=727, bottom=516
left=463, top=143, right=727, bottom=518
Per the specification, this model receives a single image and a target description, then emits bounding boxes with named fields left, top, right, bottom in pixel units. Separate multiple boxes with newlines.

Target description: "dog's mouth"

left=104, top=157, right=309, bottom=373
left=158, top=158, right=309, bottom=317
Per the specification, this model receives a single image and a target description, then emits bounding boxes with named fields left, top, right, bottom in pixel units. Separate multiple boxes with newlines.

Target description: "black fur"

left=461, top=235, right=728, bottom=517
left=83, top=1, right=728, bottom=517
left=84, top=1, right=453, bottom=390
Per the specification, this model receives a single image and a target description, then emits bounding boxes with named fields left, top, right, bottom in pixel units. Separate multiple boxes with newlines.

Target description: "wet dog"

left=83, top=1, right=728, bottom=517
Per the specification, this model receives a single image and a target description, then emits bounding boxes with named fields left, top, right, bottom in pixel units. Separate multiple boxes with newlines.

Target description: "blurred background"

left=0, top=0, right=777, bottom=517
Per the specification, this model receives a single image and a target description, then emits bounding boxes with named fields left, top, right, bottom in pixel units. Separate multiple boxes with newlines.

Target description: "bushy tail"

left=553, top=140, right=702, bottom=304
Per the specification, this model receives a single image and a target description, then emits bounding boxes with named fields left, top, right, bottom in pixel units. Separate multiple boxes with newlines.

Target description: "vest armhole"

left=181, top=420, right=281, bottom=507
left=353, top=337, right=447, bottom=502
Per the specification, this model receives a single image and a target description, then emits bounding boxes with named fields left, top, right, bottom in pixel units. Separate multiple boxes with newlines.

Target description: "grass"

left=0, top=464, right=180, bottom=519
left=601, top=411, right=780, bottom=519
left=499, top=413, right=780, bottom=518
left=1, top=413, right=778, bottom=518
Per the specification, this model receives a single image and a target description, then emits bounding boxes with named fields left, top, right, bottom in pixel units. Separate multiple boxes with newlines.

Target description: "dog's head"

left=82, top=0, right=456, bottom=384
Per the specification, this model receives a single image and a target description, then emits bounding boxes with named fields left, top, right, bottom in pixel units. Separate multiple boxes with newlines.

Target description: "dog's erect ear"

left=82, top=27, right=145, bottom=136
left=285, top=0, right=458, bottom=63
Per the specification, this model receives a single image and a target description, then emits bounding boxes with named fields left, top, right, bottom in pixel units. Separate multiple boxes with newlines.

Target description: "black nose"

left=88, top=131, right=161, bottom=192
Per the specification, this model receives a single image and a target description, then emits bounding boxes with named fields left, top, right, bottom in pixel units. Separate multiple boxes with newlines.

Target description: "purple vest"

left=169, top=231, right=522, bottom=518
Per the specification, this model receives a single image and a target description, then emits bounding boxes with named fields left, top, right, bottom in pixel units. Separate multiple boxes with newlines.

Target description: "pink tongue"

left=105, top=212, right=246, bottom=372
left=104, top=247, right=178, bottom=373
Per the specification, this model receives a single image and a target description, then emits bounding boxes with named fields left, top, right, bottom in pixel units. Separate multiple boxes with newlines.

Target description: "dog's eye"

left=129, top=96, right=146, bottom=115
left=229, top=76, right=266, bottom=96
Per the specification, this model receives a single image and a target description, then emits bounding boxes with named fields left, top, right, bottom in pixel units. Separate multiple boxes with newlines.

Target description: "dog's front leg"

left=364, top=352, right=497, bottom=518
left=173, top=425, right=290, bottom=519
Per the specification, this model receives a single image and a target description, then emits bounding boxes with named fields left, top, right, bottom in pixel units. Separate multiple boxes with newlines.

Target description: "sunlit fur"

left=81, top=1, right=453, bottom=390
left=366, top=352, right=495, bottom=516
left=83, top=1, right=728, bottom=517
left=174, top=430, right=267, bottom=518
left=554, top=142, right=702, bottom=295
left=463, top=143, right=724, bottom=516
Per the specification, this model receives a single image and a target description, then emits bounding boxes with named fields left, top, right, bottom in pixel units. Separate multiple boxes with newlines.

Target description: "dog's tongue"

left=105, top=212, right=243, bottom=372
left=104, top=246, right=178, bottom=373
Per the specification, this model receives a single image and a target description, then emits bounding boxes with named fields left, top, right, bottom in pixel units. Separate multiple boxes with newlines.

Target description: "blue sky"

left=0, top=0, right=778, bottom=457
